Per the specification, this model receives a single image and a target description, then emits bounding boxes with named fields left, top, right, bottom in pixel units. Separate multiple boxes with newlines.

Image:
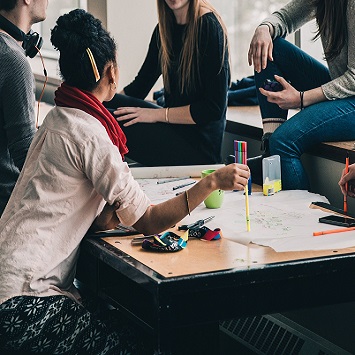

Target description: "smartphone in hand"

left=262, top=79, right=283, bottom=92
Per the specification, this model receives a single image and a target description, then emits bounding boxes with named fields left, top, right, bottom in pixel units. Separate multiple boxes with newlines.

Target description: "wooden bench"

left=226, top=106, right=355, bottom=163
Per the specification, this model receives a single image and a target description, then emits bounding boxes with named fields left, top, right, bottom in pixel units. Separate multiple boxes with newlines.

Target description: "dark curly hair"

left=50, top=9, right=117, bottom=91
left=0, top=0, right=17, bottom=11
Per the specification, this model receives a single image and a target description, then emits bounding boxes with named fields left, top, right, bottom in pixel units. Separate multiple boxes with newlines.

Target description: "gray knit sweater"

left=0, top=32, right=36, bottom=215
left=262, top=0, right=355, bottom=100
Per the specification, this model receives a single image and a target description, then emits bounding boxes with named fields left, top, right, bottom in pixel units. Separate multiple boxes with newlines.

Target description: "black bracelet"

left=259, top=22, right=273, bottom=34
left=300, top=91, right=304, bottom=110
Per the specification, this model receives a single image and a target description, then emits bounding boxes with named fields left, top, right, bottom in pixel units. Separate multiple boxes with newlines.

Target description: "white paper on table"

left=154, top=187, right=355, bottom=252
left=228, top=190, right=355, bottom=252
left=137, top=178, right=197, bottom=204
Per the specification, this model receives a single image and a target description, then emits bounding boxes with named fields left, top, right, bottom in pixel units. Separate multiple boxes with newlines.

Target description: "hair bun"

left=50, top=8, right=116, bottom=91
left=51, top=9, right=101, bottom=52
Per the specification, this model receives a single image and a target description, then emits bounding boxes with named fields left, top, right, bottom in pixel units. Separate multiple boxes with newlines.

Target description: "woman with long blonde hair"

left=105, top=0, right=230, bottom=166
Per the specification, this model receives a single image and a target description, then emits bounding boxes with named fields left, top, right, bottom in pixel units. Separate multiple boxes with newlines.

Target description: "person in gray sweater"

left=0, top=0, right=47, bottom=215
left=248, top=0, right=355, bottom=190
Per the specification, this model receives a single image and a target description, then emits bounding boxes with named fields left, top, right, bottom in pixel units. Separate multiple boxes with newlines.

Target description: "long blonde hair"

left=157, top=0, right=229, bottom=94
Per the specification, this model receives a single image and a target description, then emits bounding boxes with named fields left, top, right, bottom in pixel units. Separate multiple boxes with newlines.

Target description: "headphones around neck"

left=0, top=14, right=43, bottom=58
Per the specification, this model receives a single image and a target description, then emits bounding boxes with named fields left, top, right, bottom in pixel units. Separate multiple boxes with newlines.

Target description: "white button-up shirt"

left=0, top=106, right=150, bottom=304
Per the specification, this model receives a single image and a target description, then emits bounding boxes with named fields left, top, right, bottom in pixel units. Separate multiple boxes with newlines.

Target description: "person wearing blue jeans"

left=248, top=0, right=355, bottom=190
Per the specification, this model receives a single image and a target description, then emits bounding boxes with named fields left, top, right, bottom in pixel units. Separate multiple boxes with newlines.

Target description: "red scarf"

left=54, top=82, right=128, bottom=159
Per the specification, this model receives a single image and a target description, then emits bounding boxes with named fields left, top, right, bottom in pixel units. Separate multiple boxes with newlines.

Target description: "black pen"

left=92, top=229, right=139, bottom=237
left=157, top=176, right=190, bottom=184
left=172, top=181, right=196, bottom=191
left=131, top=235, right=156, bottom=244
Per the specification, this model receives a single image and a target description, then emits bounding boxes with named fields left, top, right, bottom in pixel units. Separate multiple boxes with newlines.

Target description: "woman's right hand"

left=248, top=24, right=274, bottom=73
left=210, top=163, right=250, bottom=192
left=114, top=107, right=164, bottom=126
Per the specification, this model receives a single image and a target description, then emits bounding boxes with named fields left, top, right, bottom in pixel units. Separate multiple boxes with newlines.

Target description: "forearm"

left=302, top=87, right=327, bottom=108
left=133, top=177, right=214, bottom=235
left=166, top=105, right=195, bottom=124
left=156, top=105, right=195, bottom=125
left=133, top=164, right=250, bottom=235
left=90, top=178, right=213, bottom=235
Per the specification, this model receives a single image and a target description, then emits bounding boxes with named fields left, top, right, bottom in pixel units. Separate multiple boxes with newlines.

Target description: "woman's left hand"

left=92, top=201, right=120, bottom=231
left=113, top=107, right=164, bottom=127
left=259, top=75, right=301, bottom=110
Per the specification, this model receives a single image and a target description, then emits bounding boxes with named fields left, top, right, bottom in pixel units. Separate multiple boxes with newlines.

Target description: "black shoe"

left=247, top=155, right=263, bottom=186
left=261, top=132, right=272, bottom=156
left=247, top=133, right=273, bottom=186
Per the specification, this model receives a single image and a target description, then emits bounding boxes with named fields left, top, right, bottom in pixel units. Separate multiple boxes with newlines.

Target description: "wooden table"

left=76, top=232, right=355, bottom=354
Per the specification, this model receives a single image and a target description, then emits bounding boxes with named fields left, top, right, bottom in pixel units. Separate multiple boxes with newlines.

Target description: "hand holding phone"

left=262, top=79, right=283, bottom=92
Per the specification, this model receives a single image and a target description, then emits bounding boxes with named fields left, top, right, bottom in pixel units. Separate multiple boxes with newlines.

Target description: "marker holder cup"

left=262, top=155, right=282, bottom=196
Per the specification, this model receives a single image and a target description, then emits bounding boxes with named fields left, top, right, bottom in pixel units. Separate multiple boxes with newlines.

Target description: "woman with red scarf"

left=0, top=9, right=249, bottom=354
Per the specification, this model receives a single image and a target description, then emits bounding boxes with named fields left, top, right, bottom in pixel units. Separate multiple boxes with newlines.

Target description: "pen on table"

left=313, top=226, right=355, bottom=237
left=131, top=235, right=156, bottom=244
left=245, top=184, right=250, bottom=232
left=157, top=176, right=190, bottom=184
left=344, top=151, right=349, bottom=213
left=172, top=181, right=196, bottom=191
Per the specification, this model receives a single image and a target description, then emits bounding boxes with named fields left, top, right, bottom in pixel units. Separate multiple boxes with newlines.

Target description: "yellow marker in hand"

left=245, top=184, right=250, bottom=232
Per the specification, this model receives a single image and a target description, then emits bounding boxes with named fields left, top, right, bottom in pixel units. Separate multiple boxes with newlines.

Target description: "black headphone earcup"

left=0, top=15, right=43, bottom=58
left=23, top=31, right=43, bottom=58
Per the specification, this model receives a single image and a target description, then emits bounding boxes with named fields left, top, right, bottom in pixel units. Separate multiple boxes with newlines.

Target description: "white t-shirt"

left=0, top=106, right=150, bottom=304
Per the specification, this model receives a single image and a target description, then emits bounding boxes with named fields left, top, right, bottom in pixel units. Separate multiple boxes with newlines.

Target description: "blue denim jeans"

left=254, top=38, right=355, bottom=190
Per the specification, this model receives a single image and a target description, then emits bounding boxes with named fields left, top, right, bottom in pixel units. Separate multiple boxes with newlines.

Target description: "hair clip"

left=86, top=47, right=100, bottom=82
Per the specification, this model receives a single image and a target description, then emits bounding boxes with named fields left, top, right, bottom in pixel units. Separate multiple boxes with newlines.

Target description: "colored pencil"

left=172, top=181, right=196, bottom=191
left=157, top=176, right=190, bottom=184
left=313, top=226, right=355, bottom=237
left=235, top=140, right=251, bottom=230
left=245, top=184, right=250, bottom=232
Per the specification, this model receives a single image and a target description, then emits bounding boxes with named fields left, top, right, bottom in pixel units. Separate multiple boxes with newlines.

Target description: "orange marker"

left=313, top=226, right=355, bottom=237
left=344, top=152, right=349, bottom=213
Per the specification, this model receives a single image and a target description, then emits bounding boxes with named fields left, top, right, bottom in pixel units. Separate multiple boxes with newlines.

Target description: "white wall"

left=30, top=1, right=163, bottom=100
left=300, top=20, right=325, bottom=66
left=107, top=0, right=162, bottom=96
